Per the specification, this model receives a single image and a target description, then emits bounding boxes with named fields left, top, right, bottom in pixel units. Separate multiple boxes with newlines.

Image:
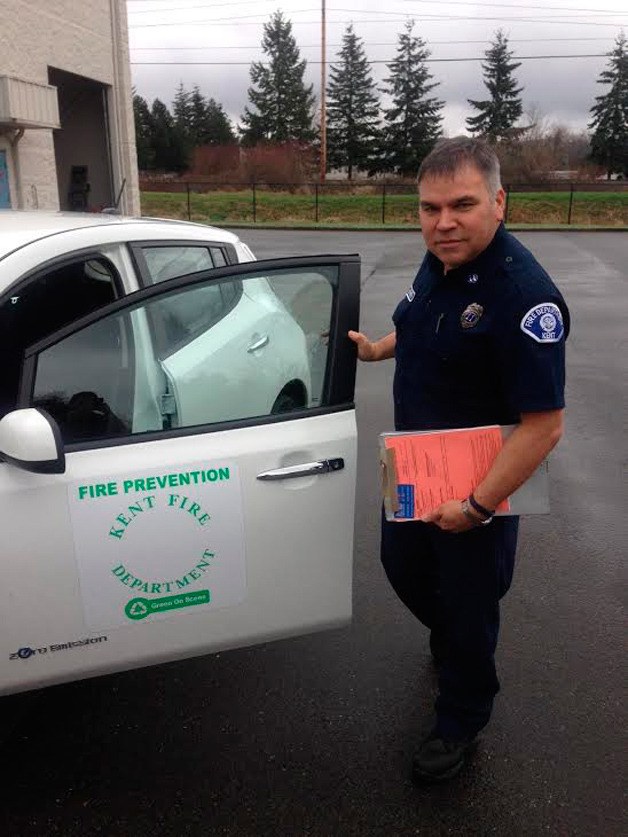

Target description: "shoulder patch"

left=520, top=303, right=564, bottom=343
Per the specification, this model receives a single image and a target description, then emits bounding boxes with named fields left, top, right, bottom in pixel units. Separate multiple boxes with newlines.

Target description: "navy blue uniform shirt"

left=392, top=224, right=570, bottom=431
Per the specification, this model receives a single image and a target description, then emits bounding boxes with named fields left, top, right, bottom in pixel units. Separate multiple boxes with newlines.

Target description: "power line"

left=127, top=1, right=626, bottom=13
left=399, top=0, right=626, bottom=12
left=130, top=53, right=607, bottom=65
left=128, top=37, right=615, bottom=50
left=129, top=16, right=626, bottom=28
left=126, top=0, right=626, bottom=11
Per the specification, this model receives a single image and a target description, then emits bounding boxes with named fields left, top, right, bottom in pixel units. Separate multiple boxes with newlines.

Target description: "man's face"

left=418, top=164, right=505, bottom=271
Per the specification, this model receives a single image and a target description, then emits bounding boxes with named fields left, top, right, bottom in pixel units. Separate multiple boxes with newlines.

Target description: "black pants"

left=381, top=512, right=519, bottom=740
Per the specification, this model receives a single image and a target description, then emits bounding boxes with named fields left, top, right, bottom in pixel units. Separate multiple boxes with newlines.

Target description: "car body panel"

left=0, top=245, right=360, bottom=696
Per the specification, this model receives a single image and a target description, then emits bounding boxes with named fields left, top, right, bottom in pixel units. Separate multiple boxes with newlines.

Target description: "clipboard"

left=380, top=424, right=550, bottom=522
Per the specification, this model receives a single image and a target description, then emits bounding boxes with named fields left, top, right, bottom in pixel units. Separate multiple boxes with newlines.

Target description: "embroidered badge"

left=520, top=303, right=564, bottom=343
left=461, top=303, right=484, bottom=329
left=467, top=273, right=479, bottom=284
left=405, top=288, right=416, bottom=302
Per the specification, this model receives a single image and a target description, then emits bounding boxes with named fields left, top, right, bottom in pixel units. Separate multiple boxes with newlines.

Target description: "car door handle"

left=257, top=458, right=345, bottom=481
left=247, top=334, right=269, bottom=352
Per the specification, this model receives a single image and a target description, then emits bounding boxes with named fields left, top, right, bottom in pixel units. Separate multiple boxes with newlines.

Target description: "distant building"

left=0, top=0, right=139, bottom=214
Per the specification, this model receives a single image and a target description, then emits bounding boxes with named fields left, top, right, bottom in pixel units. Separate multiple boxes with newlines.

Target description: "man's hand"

left=421, top=500, right=476, bottom=533
left=348, top=330, right=396, bottom=362
left=348, top=330, right=378, bottom=361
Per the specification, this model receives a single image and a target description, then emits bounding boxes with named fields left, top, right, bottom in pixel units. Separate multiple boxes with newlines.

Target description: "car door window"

left=25, top=262, right=349, bottom=445
left=150, top=281, right=242, bottom=357
left=0, top=256, right=119, bottom=419
left=209, top=246, right=227, bottom=267
left=142, top=246, right=215, bottom=283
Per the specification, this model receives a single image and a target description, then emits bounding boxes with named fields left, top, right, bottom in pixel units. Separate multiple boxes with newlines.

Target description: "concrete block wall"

left=0, top=0, right=139, bottom=214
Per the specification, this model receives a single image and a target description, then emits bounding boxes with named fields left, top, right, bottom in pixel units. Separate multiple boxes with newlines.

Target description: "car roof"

left=0, top=210, right=241, bottom=259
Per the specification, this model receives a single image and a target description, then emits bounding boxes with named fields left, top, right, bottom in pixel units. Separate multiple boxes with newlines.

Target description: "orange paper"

left=384, top=426, right=510, bottom=518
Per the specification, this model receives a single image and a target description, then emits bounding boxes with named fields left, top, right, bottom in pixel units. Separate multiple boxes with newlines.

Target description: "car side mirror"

left=0, top=408, right=65, bottom=474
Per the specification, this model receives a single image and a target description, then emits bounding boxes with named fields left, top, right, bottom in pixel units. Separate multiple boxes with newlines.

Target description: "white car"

left=0, top=211, right=360, bottom=696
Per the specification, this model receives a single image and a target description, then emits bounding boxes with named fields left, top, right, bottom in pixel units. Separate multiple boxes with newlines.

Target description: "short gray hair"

left=418, top=137, right=502, bottom=197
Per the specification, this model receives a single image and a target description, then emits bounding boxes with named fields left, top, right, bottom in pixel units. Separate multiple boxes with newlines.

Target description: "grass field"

left=140, top=188, right=628, bottom=228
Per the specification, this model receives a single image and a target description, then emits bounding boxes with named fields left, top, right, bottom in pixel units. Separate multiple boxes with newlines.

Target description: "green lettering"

left=176, top=575, right=191, bottom=588
left=117, top=513, right=131, bottom=527
left=109, top=527, right=125, bottom=540
left=189, top=568, right=201, bottom=580
left=112, top=564, right=126, bottom=577
left=144, top=495, right=156, bottom=509
left=178, top=472, right=190, bottom=486
left=146, top=477, right=156, bottom=490
left=198, top=513, right=210, bottom=526
left=107, top=482, right=118, bottom=496
left=218, top=467, right=230, bottom=480
left=123, top=479, right=133, bottom=493
left=121, top=573, right=133, bottom=587
left=134, top=478, right=146, bottom=491
left=128, top=503, right=143, bottom=518
left=187, top=502, right=201, bottom=518
left=168, top=493, right=179, bottom=507
left=95, top=484, right=107, bottom=497
left=151, top=583, right=162, bottom=594
left=157, top=475, right=168, bottom=489
left=206, top=469, right=218, bottom=482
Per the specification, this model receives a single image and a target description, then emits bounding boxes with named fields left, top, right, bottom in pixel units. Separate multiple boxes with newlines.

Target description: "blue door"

left=0, top=150, right=11, bottom=208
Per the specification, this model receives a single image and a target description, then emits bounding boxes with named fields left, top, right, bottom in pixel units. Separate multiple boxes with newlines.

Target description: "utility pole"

left=320, top=0, right=327, bottom=182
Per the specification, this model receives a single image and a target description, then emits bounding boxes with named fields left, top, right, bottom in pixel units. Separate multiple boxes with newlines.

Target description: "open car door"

left=0, top=256, right=360, bottom=695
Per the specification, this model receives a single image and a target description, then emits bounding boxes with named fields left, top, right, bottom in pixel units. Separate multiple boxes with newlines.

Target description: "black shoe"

left=412, top=731, right=477, bottom=783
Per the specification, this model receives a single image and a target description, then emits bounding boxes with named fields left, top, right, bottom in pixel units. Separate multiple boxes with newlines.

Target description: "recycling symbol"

left=125, top=598, right=150, bottom=620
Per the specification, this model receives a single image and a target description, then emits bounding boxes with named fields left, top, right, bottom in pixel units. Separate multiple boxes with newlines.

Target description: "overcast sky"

left=126, top=0, right=627, bottom=135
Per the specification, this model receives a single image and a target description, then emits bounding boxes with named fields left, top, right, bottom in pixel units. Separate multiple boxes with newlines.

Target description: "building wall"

left=0, top=0, right=139, bottom=214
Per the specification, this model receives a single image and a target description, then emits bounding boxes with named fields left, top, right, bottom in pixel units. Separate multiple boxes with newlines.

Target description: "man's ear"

left=495, top=188, right=506, bottom=222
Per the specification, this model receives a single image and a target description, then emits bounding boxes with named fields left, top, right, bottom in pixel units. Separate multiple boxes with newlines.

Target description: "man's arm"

left=422, top=409, right=564, bottom=532
left=472, top=410, right=564, bottom=513
left=348, top=330, right=396, bottom=362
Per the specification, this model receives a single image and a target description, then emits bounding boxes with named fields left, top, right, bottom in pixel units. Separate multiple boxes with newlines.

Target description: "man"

left=349, top=137, right=569, bottom=783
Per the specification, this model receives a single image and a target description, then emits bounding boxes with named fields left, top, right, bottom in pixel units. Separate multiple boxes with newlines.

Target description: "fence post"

left=567, top=183, right=574, bottom=225
left=382, top=183, right=387, bottom=225
left=504, top=184, right=510, bottom=224
left=252, top=182, right=257, bottom=223
left=315, top=183, right=319, bottom=223
left=186, top=182, right=191, bottom=221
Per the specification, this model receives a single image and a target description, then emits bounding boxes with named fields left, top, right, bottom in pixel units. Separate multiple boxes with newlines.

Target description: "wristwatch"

left=461, top=498, right=493, bottom=526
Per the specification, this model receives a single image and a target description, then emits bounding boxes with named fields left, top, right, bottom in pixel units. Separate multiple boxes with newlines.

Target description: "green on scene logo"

left=125, top=590, right=211, bottom=621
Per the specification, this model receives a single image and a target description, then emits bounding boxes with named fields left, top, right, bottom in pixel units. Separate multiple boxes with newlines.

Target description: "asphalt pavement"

left=1, top=230, right=626, bottom=836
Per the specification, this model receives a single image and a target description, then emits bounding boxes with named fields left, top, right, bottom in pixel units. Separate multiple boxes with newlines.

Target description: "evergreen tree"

left=189, top=86, right=207, bottom=146
left=132, top=90, right=155, bottom=170
left=326, top=24, right=380, bottom=179
left=188, top=87, right=236, bottom=146
left=203, top=98, right=237, bottom=145
left=172, top=82, right=193, bottom=139
left=466, top=30, right=523, bottom=142
left=150, top=99, right=188, bottom=171
left=379, top=22, right=443, bottom=176
left=172, top=83, right=194, bottom=165
left=589, top=32, right=628, bottom=178
left=240, top=11, right=315, bottom=145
